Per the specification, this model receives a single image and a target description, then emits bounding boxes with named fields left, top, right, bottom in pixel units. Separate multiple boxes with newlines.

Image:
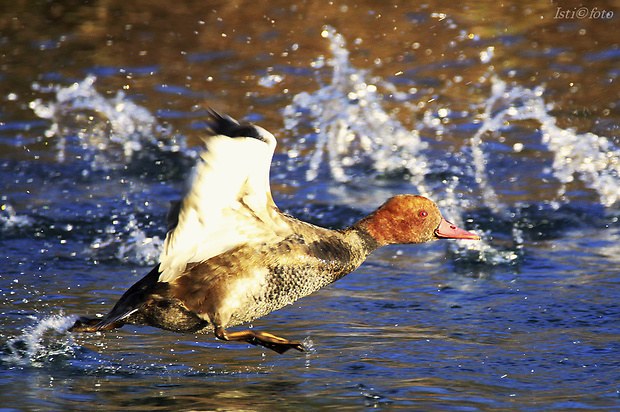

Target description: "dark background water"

left=2, top=1, right=620, bottom=410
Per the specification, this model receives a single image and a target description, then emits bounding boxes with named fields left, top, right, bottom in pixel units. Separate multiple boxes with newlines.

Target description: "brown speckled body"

left=120, top=215, right=379, bottom=334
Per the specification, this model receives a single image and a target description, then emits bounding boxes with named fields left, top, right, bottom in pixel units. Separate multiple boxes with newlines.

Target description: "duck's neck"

left=283, top=216, right=383, bottom=284
left=320, top=224, right=382, bottom=282
left=342, top=224, right=383, bottom=257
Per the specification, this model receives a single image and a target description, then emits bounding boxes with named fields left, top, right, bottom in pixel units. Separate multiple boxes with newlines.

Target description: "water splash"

left=0, top=203, right=33, bottom=229
left=29, top=75, right=186, bottom=170
left=115, top=226, right=163, bottom=266
left=89, top=214, right=163, bottom=266
left=283, top=26, right=429, bottom=190
left=450, top=76, right=620, bottom=263
left=27, top=76, right=187, bottom=265
left=470, top=78, right=620, bottom=210
left=1, top=315, right=78, bottom=366
left=283, top=26, right=620, bottom=266
left=282, top=26, right=516, bottom=265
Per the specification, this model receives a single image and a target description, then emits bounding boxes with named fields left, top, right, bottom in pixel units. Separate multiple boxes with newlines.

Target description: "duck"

left=69, top=110, right=480, bottom=354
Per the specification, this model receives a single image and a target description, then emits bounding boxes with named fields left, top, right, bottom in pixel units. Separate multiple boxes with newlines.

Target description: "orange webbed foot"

left=215, top=327, right=305, bottom=354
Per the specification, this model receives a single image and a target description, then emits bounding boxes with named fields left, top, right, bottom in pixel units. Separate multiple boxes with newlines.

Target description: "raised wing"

left=158, top=112, right=292, bottom=283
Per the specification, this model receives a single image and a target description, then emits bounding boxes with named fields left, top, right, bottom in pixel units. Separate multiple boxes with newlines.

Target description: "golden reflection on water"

left=2, top=0, right=618, bottom=142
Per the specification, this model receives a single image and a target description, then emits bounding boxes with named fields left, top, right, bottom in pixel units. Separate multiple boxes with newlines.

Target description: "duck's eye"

left=419, top=210, right=428, bottom=218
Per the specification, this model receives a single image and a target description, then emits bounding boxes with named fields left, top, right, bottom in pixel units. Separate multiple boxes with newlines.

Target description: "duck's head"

left=358, top=195, right=480, bottom=246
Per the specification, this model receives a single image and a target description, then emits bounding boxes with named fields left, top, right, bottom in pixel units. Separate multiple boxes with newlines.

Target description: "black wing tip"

left=207, top=109, right=265, bottom=141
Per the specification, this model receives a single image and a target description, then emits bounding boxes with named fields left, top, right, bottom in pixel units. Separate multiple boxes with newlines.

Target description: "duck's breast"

left=170, top=230, right=362, bottom=328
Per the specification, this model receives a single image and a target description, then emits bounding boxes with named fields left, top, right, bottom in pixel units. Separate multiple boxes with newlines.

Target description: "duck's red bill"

left=435, top=218, right=480, bottom=240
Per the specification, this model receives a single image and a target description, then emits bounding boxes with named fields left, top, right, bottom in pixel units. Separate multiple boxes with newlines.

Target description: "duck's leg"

left=214, top=326, right=304, bottom=354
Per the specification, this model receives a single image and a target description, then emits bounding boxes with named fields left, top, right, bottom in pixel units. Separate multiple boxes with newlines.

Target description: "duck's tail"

left=68, top=315, right=128, bottom=332
left=68, top=265, right=161, bottom=333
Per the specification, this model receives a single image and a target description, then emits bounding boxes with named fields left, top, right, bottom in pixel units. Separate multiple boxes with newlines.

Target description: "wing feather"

left=158, top=115, right=291, bottom=283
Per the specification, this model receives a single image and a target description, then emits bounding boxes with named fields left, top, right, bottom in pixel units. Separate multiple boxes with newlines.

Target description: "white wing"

left=157, top=116, right=291, bottom=283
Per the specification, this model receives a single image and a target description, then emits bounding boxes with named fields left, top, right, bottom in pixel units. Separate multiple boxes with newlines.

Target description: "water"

left=2, top=1, right=620, bottom=410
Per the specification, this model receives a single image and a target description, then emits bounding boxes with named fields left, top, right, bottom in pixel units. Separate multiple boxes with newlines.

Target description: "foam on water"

left=29, top=75, right=186, bottom=169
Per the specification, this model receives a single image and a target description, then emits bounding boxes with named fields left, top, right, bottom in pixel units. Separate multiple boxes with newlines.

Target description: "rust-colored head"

left=356, top=195, right=479, bottom=246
